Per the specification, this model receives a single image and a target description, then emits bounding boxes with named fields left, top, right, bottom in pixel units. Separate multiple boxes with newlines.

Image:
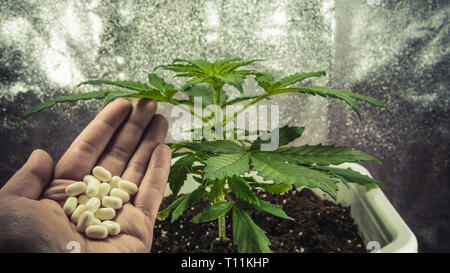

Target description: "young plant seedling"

left=22, top=57, right=391, bottom=253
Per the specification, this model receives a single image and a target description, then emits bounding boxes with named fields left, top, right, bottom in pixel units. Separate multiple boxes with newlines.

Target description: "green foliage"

left=232, top=206, right=272, bottom=253
left=21, top=57, right=391, bottom=253
left=191, top=202, right=233, bottom=223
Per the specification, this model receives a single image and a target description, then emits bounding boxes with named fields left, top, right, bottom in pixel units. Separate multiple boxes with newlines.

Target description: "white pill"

left=71, top=205, right=87, bottom=224
left=65, top=182, right=87, bottom=197
left=85, top=197, right=101, bottom=212
left=110, top=188, right=130, bottom=203
left=94, top=208, right=116, bottom=220
left=102, top=220, right=121, bottom=236
left=86, top=225, right=108, bottom=239
left=109, top=176, right=121, bottom=188
left=63, top=197, right=78, bottom=215
left=118, top=180, right=138, bottom=195
left=93, top=166, right=112, bottom=182
left=91, top=217, right=101, bottom=226
left=85, top=175, right=101, bottom=197
left=97, top=183, right=111, bottom=199
left=78, top=194, right=90, bottom=205
left=102, top=196, right=123, bottom=209
left=77, top=211, right=96, bottom=232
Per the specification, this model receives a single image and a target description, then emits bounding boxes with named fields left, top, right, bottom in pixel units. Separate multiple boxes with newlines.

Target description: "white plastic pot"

left=163, top=162, right=418, bottom=253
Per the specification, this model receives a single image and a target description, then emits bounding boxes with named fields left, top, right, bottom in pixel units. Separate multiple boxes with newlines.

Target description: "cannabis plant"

left=22, top=57, right=390, bottom=253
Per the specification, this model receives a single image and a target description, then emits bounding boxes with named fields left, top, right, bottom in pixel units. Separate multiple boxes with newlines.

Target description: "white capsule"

left=118, top=180, right=138, bottom=195
left=65, top=182, right=86, bottom=197
left=71, top=205, right=87, bottom=224
left=97, top=183, right=111, bottom=199
left=92, top=166, right=112, bottom=182
left=94, top=208, right=116, bottom=220
left=102, top=220, right=121, bottom=236
left=85, top=197, right=101, bottom=212
left=84, top=175, right=101, bottom=197
left=91, top=217, right=102, bottom=226
left=77, top=211, right=96, bottom=232
left=78, top=194, right=90, bottom=205
left=63, top=197, right=78, bottom=215
left=86, top=225, right=108, bottom=239
left=110, top=188, right=130, bottom=203
left=109, top=176, right=121, bottom=188
left=102, top=196, right=123, bottom=209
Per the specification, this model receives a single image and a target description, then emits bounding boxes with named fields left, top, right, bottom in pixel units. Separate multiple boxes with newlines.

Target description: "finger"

left=96, top=99, right=157, bottom=177
left=133, top=144, right=171, bottom=224
left=0, top=149, right=54, bottom=199
left=54, top=99, right=132, bottom=180
left=121, top=114, right=168, bottom=186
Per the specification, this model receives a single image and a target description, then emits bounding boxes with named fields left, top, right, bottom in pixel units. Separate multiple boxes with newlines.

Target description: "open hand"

left=0, top=98, right=171, bottom=252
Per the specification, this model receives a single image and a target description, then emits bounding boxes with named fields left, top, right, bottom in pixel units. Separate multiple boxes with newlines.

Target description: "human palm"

left=0, top=99, right=171, bottom=253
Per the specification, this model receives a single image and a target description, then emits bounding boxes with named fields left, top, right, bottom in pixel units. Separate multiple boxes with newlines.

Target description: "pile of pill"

left=62, top=166, right=138, bottom=239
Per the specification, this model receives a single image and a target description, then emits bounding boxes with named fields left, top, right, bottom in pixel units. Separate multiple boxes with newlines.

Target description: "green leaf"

left=21, top=90, right=111, bottom=120
left=131, top=89, right=168, bottom=101
left=237, top=199, right=294, bottom=221
left=312, top=166, right=386, bottom=188
left=191, top=202, right=233, bottom=223
left=78, top=80, right=151, bottom=91
left=250, top=125, right=305, bottom=151
left=248, top=182, right=292, bottom=194
left=228, top=176, right=260, bottom=206
left=273, top=71, right=326, bottom=89
left=171, top=187, right=205, bottom=222
left=209, top=178, right=227, bottom=203
left=183, top=140, right=244, bottom=154
left=274, top=144, right=381, bottom=165
left=204, top=153, right=250, bottom=181
left=168, top=154, right=195, bottom=196
left=102, top=91, right=134, bottom=108
left=271, top=86, right=391, bottom=121
left=250, top=153, right=339, bottom=200
left=157, top=195, right=186, bottom=221
left=147, top=73, right=177, bottom=98
left=183, top=83, right=228, bottom=107
left=232, top=206, right=272, bottom=253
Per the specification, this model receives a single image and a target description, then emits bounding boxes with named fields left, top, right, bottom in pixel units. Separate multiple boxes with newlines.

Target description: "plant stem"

left=213, top=85, right=221, bottom=106
left=216, top=193, right=227, bottom=241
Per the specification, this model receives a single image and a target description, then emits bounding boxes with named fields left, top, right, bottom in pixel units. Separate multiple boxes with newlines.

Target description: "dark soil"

left=151, top=188, right=367, bottom=253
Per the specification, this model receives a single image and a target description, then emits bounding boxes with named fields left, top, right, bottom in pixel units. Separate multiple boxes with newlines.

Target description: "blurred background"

left=0, top=0, right=448, bottom=252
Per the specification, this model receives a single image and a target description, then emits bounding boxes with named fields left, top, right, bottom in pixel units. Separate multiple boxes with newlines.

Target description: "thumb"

left=0, top=149, right=54, bottom=199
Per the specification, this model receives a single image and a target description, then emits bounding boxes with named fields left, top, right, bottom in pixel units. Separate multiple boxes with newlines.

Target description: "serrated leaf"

left=250, top=125, right=305, bottom=151
left=191, top=202, right=233, bottom=223
left=236, top=199, right=294, bottom=221
left=312, top=165, right=386, bottom=188
left=248, top=182, right=292, bottom=194
left=131, top=90, right=168, bottom=101
left=171, top=187, right=205, bottom=222
left=147, top=73, right=177, bottom=98
left=184, top=140, right=244, bottom=154
left=274, top=144, right=381, bottom=165
left=273, top=71, right=326, bottom=89
left=157, top=195, right=186, bottom=221
left=208, top=178, right=226, bottom=203
left=204, top=153, right=250, bottom=181
left=232, top=206, right=272, bottom=253
left=78, top=80, right=151, bottom=91
left=168, top=154, right=195, bottom=196
left=21, top=90, right=111, bottom=120
left=250, top=153, right=339, bottom=200
left=228, top=176, right=260, bottom=206
left=271, top=86, right=391, bottom=121
left=102, top=91, right=134, bottom=108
